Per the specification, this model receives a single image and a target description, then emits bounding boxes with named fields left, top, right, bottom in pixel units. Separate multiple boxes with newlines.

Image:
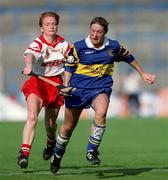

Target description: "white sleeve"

left=24, top=41, right=42, bottom=61
left=62, top=41, right=70, bottom=57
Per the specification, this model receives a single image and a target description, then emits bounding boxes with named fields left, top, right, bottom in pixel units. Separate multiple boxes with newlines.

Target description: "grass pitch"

left=1, top=117, right=168, bottom=180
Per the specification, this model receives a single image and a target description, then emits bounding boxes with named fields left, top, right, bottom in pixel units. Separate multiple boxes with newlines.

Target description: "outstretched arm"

left=130, top=60, right=156, bottom=84
left=22, top=53, right=34, bottom=75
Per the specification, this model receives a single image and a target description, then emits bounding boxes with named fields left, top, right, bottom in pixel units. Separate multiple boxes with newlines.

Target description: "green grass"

left=1, top=117, right=168, bottom=180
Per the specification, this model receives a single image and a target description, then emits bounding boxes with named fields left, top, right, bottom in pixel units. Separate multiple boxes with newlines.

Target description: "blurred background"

left=0, top=0, right=168, bottom=120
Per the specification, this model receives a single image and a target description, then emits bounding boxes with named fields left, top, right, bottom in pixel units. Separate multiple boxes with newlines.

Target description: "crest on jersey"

left=108, top=49, right=113, bottom=57
left=45, top=49, right=50, bottom=59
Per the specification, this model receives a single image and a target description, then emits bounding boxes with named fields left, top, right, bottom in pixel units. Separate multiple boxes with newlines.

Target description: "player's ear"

left=40, top=27, right=44, bottom=33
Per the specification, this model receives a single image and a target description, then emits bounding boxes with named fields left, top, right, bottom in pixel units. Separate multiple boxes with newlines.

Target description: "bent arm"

left=63, top=71, right=73, bottom=86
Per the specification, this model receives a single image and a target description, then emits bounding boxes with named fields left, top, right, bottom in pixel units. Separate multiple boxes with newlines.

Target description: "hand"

left=59, top=91, right=72, bottom=97
left=142, top=73, right=156, bottom=84
left=66, top=55, right=75, bottom=64
left=22, top=67, right=32, bottom=76
left=58, top=85, right=76, bottom=96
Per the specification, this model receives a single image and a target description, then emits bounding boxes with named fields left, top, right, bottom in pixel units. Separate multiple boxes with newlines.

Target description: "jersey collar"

left=85, top=35, right=109, bottom=50
left=39, top=35, right=64, bottom=47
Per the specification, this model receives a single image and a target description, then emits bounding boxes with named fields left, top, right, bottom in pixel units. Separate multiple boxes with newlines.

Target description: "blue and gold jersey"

left=65, top=36, right=135, bottom=89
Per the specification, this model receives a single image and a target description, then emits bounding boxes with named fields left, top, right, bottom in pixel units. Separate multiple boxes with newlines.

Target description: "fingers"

left=66, top=55, right=75, bottom=64
left=59, top=92, right=72, bottom=97
left=21, top=70, right=34, bottom=76
left=60, top=87, right=76, bottom=93
left=146, top=75, right=156, bottom=84
left=142, top=73, right=156, bottom=85
left=57, top=85, right=76, bottom=93
left=58, top=86, right=76, bottom=97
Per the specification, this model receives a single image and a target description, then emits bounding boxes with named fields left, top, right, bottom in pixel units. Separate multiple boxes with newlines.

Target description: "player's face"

left=41, top=16, right=58, bottom=36
left=89, top=23, right=105, bottom=48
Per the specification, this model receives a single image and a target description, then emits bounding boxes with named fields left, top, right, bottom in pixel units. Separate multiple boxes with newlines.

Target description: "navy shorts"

left=65, top=87, right=112, bottom=109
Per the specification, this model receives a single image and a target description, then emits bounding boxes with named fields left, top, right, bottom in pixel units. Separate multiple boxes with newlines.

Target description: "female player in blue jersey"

left=50, top=16, right=156, bottom=173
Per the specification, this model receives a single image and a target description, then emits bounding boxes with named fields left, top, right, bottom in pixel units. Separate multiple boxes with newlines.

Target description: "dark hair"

left=39, top=11, right=60, bottom=27
left=90, top=17, right=109, bottom=34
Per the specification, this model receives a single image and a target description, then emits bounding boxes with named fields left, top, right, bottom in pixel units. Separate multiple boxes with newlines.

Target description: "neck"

left=93, top=40, right=104, bottom=48
left=43, top=34, right=57, bottom=44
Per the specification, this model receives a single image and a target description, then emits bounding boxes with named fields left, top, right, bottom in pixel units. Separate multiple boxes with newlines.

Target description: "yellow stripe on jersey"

left=75, top=63, right=114, bottom=77
left=65, top=46, right=79, bottom=67
left=73, top=46, right=80, bottom=64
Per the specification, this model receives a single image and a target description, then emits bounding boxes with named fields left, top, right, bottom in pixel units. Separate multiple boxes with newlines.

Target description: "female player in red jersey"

left=17, top=11, right=71, bottom=169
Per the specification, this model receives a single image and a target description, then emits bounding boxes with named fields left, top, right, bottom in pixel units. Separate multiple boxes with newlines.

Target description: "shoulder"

left=29, top=37, right=41, bottom=45
left=56, top=35, right=71, bottom=45
left=56, top=35, right=70, bottom=48
left=26, top=37, right=43, bottom=52
left=56, top=35, right=65, bottom=42
left=108, top=39, right=120, bottom=47
left=107, top=39, right=121, bottom=53
left=74, top=39, right=86, bottom=49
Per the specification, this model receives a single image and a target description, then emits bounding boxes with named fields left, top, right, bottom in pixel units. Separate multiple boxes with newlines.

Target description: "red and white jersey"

left=24, top=34, right=70, bottom=77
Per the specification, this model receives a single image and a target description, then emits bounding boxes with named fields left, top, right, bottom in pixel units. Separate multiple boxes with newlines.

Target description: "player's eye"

left=44, top=24, right=49, bottom=26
